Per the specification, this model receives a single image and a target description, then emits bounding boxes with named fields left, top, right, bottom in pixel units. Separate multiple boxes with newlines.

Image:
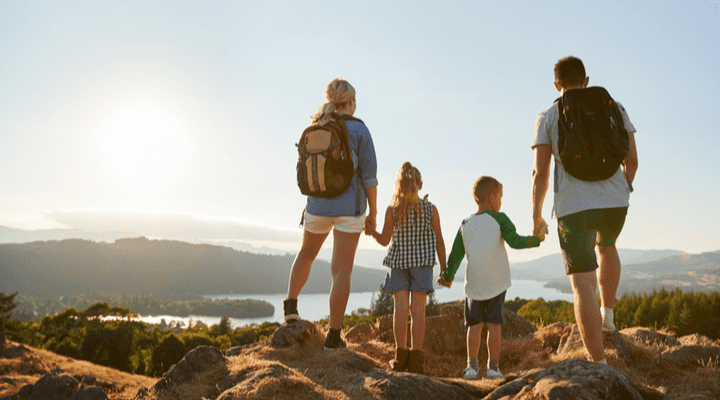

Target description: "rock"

left=677, top=333, right=718, bottom=346
left=484, top=359, right=669, bottom=400
left=151, top=345, right=226, bottom=393
left=27, top=371, right=79, bottom=400
left=534, top=322, right=573, bottom=352
left=376, top=304, right=538, bottom=358
left=556, top=324, right=637, bottom=365
left=69, top=386, right=109, bottom=400
left=361, top=370, right=482, bottom=400
left=424, top=313, right=466, bottom=355
left=269, top=320, right=324, bottom=350
left=0, top=331, right=5, bottom=357
left=658, top=345, right=720, bottom=369
left=621, top=328, right=677, bottom=347
left=217, top=364, right=294, bottom=399
left=501, top=307, right=539, bottom=340
left=345, top=322, right=375, bottom=343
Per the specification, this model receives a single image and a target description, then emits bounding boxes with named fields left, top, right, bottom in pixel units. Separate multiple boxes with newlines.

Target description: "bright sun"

left=103, top=106, right=188, bottom=185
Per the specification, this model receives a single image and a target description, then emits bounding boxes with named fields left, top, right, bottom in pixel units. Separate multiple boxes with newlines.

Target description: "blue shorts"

left=465, top=291, right=506, bottom=327
left=381, top=266, right=435, bottom=293
left=558, top=207, right=628, bottom=274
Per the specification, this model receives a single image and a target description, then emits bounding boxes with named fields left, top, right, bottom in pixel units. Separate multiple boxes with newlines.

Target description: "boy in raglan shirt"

left=438, top=176, right=546, bottom=379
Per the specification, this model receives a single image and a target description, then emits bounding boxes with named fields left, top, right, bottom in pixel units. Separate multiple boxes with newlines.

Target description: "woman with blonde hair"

left=284, top=78, right=378, bottom=351
left=366, top=162, right=447, bottom=373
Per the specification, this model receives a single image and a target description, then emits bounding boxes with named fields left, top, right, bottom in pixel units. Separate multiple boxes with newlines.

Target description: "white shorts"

left=303, top=210, right=365, bottom=234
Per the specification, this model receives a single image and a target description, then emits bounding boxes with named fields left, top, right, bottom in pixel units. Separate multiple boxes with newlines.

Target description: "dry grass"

left=3, top=322, right=720, bottom=400
left=0, top=340, right=156, bottom=399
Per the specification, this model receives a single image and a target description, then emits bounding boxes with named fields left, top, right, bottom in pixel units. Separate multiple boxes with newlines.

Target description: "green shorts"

left=557, top=207, right=628, bottom=274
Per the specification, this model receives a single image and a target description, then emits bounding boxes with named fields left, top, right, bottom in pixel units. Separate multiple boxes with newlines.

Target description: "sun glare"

left=102, top=106, right=187, bottom=185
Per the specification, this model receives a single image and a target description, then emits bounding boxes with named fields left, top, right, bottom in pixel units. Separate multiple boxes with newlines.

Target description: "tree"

left=150, top=333, right=187, bottom=376
left=370, top=286, right=394, bottom=317
left=0, top=292, right=18, bottom=331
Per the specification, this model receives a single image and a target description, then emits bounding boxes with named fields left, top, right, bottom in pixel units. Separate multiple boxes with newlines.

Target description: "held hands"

left=534, top=216, right=549, bottom=242
left=364, top=214, right=376, bottom=236
left=437, top=274, right=452, bottom=288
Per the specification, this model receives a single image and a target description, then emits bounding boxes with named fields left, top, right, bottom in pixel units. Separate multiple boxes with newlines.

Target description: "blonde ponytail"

left=310, top=78, right=356, bottom=125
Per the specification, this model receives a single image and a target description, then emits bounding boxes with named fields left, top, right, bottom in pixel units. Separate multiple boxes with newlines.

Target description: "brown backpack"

left=296, top=113, right=362, bottom=198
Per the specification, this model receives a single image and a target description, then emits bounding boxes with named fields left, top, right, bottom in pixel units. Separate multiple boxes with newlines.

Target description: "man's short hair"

left=473, top=176, right=502, bottom=204
left=554, top=56, right=586, bottom=88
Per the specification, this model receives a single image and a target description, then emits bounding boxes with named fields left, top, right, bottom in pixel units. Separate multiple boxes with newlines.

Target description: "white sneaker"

left=485, top=368, right=504, bottom=379
left=463, top=367, right=478, bottom=380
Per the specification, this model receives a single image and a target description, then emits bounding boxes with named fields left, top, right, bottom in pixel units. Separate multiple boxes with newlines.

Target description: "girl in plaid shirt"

left=365, top=162, right=447, bottom=374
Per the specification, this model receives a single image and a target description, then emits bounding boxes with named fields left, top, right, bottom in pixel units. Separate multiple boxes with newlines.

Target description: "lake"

left=136, top=279, right=573, bottom=329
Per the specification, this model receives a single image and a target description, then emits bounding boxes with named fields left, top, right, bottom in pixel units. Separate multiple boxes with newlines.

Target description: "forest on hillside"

left=2, top=288, right=719, bottom=378
left=11, top=292, right=274, bottom=321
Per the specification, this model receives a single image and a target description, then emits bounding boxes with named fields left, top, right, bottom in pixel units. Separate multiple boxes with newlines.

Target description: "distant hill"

left=0, top=237, right=386, bottom=297
left=510, top=249, right=686, bottom=281
left=543, top=250, right=720, bottom=295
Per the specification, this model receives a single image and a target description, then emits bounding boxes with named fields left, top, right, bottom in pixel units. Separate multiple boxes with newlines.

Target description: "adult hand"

left=534, top=216, right=548, bottom=240
left=364, top=213, right=376, bottom=234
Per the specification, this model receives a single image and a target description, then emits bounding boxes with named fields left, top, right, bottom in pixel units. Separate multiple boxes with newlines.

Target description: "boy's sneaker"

left=485, top=368, right=504, bottom=379
left=283, top=298, right=299, bottom=323
left=463, top=367, right=478, bottom=380
left=323, top=328, right=347, bottom=351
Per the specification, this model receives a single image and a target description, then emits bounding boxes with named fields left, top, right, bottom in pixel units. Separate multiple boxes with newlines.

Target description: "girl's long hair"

left=390, top=162, right=424, bottom=226
left=310, top=78, right=355, bottom=126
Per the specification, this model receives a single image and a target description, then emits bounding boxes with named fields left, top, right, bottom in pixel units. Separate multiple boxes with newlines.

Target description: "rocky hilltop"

left=3, top=306, right=719, bottom=400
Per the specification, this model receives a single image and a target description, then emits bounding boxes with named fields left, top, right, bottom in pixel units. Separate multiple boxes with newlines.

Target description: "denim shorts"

left=557, top=207, right=628, bottom=274
left=381, top=266, right=435, bottom=293
left=464, top=290, right=506, bottom=327
left=302, top=210, right=365, bottom=234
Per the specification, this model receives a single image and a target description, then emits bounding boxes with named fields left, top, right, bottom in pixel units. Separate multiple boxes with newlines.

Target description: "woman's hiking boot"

left=407, top=349, right=424, bottom=374
left=283, top=298, right=299, bottom=323
left=390, top=348, right=410, bottom=372
left=323, top=328, right=347, bottom=351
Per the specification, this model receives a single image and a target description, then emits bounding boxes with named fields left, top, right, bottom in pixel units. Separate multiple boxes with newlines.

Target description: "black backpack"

left=296, top=113, right=361, bottom=198
left=557, top=87, right=630, bottom=181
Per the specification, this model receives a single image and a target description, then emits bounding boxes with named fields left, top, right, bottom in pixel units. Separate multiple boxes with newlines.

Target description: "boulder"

left=484, top=359, right=668, bottom=400
left=621, top=327, right=677, bottom=347
left=658, top=345, right=720, bottom=369
left=359, top=370, right=484, bottom=400
left=0, top=331, right=5, bottom=357
left=19, top=370, right=79, bottom=400
left=556, top=324, right=637, bottom=365
left=151, top=345, right=226, bottom=393
left=269, top=320, right=324, bottom=350
left=69, top=386, right=109, bottom=400
left=345, top=322, right=375, bottom=343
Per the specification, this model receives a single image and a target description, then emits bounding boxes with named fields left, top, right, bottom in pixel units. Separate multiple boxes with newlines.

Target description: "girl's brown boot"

left=407, top=349, right=424, bottom=374
left=390, top=348, right=410, bottom=372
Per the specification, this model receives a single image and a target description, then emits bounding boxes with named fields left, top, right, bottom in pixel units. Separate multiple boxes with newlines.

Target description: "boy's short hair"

left=554, top=56, right=586, bottom=88
left=473, top=176, right=502, bottom=204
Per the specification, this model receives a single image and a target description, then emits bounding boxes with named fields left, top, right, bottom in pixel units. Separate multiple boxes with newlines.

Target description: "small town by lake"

left=137, top=279, right=573, bottom=329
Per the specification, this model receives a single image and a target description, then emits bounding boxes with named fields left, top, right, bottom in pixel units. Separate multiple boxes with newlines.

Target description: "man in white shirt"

left=531, top=56, right=639, bottom=364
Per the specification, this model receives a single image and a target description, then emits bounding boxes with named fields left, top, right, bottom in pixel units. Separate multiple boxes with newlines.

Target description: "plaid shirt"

left=382, top=196, right=437, bottom=269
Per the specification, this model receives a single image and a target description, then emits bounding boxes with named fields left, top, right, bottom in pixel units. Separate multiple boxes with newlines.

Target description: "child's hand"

left=437, top=275, right=452, bottom=288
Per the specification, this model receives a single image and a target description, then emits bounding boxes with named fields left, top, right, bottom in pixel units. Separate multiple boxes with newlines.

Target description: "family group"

left=282, top=55, right=638, bottom=380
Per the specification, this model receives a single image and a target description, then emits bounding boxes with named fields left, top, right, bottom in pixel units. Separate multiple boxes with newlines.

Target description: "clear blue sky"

left=1, top=1, right=718, bottom=262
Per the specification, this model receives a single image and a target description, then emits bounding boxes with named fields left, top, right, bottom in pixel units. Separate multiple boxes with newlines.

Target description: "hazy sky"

left=1, top=1, right=718, bottom=262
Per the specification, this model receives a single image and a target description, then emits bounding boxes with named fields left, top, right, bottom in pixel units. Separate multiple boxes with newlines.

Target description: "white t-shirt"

left=532, top=100, right=637, bottom=219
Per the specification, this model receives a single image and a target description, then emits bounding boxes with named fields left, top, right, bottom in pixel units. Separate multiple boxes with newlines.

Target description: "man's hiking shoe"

left=323, top=328, right=346, bottom=351
left=485, top=368, right=504, bottom=379
left=463, top=367, right=478, bottom=380
left=283, top=298, right=299, bottom=323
